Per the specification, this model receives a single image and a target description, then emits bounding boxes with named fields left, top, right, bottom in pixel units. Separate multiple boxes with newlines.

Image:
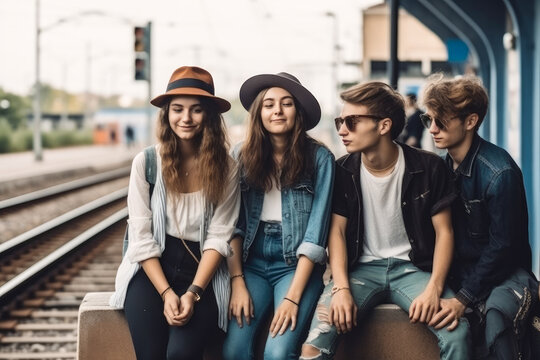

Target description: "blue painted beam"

left=404, top=0, right=493, bottom=139
left=450, top=0, right=508, bottom=149
left=503, top=0, right=540, bottom=276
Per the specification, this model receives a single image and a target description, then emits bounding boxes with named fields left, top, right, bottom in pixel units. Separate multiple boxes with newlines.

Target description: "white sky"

left=0, top=0, right=382, bottom=111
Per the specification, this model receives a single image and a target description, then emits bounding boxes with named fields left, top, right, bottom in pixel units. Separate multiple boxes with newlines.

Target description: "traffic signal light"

left=135, top=56, right=148, bottom=81
left=134, top=24, right=151, bottom=81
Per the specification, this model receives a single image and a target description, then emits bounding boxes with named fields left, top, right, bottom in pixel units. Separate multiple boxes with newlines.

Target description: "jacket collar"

left=338, top=142, right=424, bottom=176
left=446, top=133, right=482, bottom=177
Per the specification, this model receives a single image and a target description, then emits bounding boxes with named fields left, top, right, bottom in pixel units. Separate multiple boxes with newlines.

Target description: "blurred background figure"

left=125, top=124, right=135, bottom=148
left=398, top=93, right=424, bottom=148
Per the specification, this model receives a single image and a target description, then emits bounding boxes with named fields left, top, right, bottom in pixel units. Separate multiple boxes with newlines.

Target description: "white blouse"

left=126, top=149, right=240, bottom=263
left=166, top=191, right=203, bottom=241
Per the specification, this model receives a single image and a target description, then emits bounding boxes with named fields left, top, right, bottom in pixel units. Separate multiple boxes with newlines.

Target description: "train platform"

left=0, top=145, right=141, bottom=195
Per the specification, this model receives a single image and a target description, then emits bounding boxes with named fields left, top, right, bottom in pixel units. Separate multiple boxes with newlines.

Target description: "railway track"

left=0, top=169, right=130, bottom=244
left=0, top=174, right=129, bottom=359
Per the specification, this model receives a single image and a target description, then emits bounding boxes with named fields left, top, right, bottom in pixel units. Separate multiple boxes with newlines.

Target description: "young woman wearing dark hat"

left=223, top=72, right=335, bottom=360
left=110, top=66, right=240, bottom=359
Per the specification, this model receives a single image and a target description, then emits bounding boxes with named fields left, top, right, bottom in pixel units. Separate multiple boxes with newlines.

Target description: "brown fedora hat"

left=151, top=66, right=231, bottom=113
left=239, top=72, right=321, bottom=130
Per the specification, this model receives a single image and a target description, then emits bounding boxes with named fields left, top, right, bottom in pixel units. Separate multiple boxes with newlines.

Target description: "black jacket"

left=333, top=143, right=456, bottom=272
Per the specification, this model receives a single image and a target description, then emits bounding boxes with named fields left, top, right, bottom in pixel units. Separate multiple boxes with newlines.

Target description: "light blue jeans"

left=223, top=222, right=324, bottom=360
left=302, top=258, right=471, bottom=360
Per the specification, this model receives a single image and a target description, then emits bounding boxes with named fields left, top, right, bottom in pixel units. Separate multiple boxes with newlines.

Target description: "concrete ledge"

left=335, top=304, right=439, bottom=360
left=77, top=292, right=135, bottom=360
left=78, top=292, right=439, bottom=359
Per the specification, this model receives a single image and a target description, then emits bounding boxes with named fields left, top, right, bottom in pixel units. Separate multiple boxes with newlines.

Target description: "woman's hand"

left=174, top=292, right=197, bottom=325
left=163, top=290, right=184, bottom=326
left=269, top=299, right=298, bottom=337
left=329, top=289, right=357, bottom=334
left=228, top=277, right=254, bottom=328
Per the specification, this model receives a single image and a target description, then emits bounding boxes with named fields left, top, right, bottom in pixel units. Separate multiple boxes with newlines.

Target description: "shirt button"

left=410, top=238, right=415, bottom=243
left=402, top=201, right=407, bottom=206
left=285, top=214, right=290, bottom=218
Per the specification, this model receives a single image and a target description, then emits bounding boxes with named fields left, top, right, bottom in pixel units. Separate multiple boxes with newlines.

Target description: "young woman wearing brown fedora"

left=110, top=66, right=240, bottom=359
left=223, top=72, right=335, bottom=360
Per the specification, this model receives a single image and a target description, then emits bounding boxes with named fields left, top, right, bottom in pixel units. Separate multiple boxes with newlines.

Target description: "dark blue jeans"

left=124, top=235, right=219, bottom=360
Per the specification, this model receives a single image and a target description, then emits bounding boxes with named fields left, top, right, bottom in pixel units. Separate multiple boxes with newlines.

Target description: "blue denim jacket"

left=233, top=143, right=335, bottom=266
left=447, top=134, right=533, bottom=305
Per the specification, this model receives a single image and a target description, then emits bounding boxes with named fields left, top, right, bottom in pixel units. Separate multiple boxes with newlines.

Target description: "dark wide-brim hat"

left=239, top=72, right=321, bottom=130
left=151, top=66, right=231, bottom=113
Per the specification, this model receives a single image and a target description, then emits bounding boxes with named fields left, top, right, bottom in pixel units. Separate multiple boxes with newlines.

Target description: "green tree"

left=0, top=88, right=31, bottom=129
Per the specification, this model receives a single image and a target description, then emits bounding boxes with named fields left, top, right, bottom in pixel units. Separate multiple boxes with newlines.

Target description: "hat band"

left=166, top=78, right=215, bottom=95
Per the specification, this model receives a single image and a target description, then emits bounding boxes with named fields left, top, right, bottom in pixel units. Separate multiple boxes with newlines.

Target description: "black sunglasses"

left=334, top=114, right=384, bottom=131
left=420, top=113, right=447, bottom=130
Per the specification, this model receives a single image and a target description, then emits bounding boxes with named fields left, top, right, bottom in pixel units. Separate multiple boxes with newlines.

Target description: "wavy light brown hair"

left=423, top=74, right=488, bottom=131
left=157, top=96, right=230, bottom=205
left=239, top=89, right=317, bottom=191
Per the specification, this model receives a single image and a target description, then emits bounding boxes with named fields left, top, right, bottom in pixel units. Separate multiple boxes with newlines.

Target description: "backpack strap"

left=143, top=145, right=157, bottom=197
left=123, top=146, right=157, bottom=258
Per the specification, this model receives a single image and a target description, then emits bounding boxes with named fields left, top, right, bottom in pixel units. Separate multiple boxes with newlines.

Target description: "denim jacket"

left=233, top=143, right=335, bottom=266
left=447, top=134, right=533, bottom=305
left=333, top=143, right=456, bottom=271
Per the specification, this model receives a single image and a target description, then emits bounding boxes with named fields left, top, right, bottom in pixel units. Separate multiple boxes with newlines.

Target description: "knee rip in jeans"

left=513, top=287, right=532, bottom=336
left=488, top=286, right=532, bottom=337
left=350, top=277, right=365, bottom=286
left=305, top=303, right=333, bottom=344
left=300, top=344, right=323, bottom=359
left=403, top=267, right=418, bottom=273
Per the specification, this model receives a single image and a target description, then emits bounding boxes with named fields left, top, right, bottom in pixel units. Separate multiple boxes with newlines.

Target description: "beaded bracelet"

left=230, top=273, right=245, bottom=280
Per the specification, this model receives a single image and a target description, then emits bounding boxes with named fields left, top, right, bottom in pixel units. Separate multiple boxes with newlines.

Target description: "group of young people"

left=110, top=65, right=538, bottom=360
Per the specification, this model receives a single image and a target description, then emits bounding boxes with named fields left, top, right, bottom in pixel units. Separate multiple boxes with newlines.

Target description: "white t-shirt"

left=260, top=182, right=282, bottom=222
left=359, top=145, right=411, bottom=263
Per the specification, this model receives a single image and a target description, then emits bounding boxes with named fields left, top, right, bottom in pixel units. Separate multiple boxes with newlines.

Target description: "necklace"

left=363, top=155, right=398, bottom=175
left=183, top=158, right=198, bottom=177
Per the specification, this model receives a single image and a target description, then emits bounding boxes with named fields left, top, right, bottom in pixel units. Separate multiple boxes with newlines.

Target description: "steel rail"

left=0, top=166, right=130, bottom=210
left=0, top=208, right=127, bottom=303
left=0, top=187, right=127, bottom=256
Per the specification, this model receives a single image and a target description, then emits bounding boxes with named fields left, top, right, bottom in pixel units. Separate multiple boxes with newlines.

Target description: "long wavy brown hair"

left=157, top=96, right=230, bottom=205
left=239, top=89, right=318, bottom=191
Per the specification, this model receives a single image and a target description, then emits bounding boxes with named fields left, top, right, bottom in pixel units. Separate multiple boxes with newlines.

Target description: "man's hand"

left=409, top=284, right=439, bottom=324
left=329, top=289, right=358, bottom=334
left=429, top=297, right=466, bottom=331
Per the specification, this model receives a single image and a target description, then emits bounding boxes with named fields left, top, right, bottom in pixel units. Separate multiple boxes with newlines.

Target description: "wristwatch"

left=187, top=284, right=203, bottom=302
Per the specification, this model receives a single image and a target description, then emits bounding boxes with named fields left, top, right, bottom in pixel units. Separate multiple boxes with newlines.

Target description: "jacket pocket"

left=463, top=198, right=488, bottom=239
left=292, top=183, right=314, bottom=213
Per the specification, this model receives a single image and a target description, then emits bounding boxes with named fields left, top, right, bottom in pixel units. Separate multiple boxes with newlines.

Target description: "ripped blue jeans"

left=302, top=258, right=471, bottom=360
left=472, top=268, right=538, bottom=359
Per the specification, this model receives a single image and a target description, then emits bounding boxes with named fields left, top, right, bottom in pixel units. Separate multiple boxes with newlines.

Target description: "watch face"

left=189, top=290, right=201, bottom=302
